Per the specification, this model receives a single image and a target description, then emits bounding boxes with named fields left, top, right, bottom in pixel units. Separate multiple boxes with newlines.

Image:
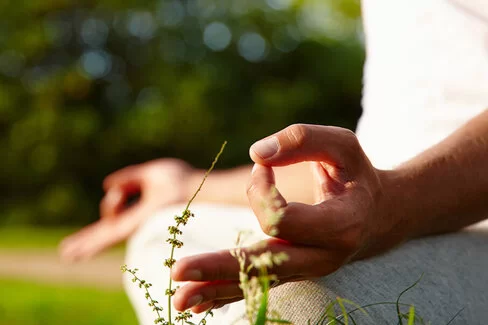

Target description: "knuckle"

left=259, top=220, right=275, bottom=236
left=258, top=210, right=284, bottom=237
left=246, top=182, right=258, bottom=198
left=340, top=128, right=360, bottom=151
left=336, top=128, right=362, bottom=173
left=285, top=124, right=310, bottom=149
left=215, top=251, right=232, bottom=280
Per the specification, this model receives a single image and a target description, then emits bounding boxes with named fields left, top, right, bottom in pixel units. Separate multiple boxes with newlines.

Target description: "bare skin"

left=59, top=109, right=488, bottom=314
left=171, top=109, right=488, bottom=313
left=59, top=158, right=314, bottom=261
left=60, top=159, right=194, bottom=262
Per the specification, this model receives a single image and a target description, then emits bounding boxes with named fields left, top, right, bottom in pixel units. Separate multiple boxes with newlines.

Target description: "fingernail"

left=251, top=137, right=279, bottom=159
left=183, top=269, right=202, bottom=281
left=186, top=294, right=203, bottom=309
left=251, top=164, right=258, bottom=174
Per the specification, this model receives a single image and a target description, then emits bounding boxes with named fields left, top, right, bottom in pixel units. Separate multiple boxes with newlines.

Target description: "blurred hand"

left=170, top=124, right=407, bottom=313
left=59, top=159, right=193, bottom=262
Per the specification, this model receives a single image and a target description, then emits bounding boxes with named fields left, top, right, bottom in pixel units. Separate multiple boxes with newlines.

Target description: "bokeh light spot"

left=81, top=50, right=112, bottom=79
left=203, top=22, right=232, bottom=51
left=127, top=11, right=156, bottom=40
left=81, top=18, right=109, bottom=47
left=265, top=0, right=293, bottom=11
left=158, top=0, right=186, bottom=27
left=238, top=32, right=268, bottom=62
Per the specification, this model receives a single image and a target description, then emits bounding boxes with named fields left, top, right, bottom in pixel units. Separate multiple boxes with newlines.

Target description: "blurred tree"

left=0, top=0, right=364, bottom=226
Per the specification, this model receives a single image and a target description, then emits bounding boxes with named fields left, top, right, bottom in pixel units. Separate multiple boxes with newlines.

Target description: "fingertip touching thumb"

left=250, top=124, right=346, bottom=167
left=250, top=137, right=280, bottom=162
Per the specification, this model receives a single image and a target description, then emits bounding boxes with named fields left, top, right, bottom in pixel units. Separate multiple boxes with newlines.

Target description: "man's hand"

left=59, top=159, right=193, bottom=262
left=170, top=124, right=406, bottom=313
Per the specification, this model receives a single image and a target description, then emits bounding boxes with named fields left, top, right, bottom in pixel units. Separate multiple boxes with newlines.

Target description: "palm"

left=169, top=125, right=402, bottom=313
left=59, top=159, right=192, bottom=261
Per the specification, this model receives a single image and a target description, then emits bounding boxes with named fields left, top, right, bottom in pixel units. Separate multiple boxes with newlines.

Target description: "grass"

left=0, top=277, right=137, bottom=325
left=0, top=226, right=125, bottom=252
left=0, top=227, right=75, bottom=249
left=0, top=226, right=133, bottom=324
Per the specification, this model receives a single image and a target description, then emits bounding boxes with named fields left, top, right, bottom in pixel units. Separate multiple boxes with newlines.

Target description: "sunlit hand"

left=170, top=124, right=407, bottom=313
left=59, top=159, right=193, bottom=262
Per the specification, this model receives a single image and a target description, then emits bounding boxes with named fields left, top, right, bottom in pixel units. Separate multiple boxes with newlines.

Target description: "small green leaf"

left=255, top=283, right=269, bottom=325
left=326, top=301, right=337, bottom=325
left=407, top=305, right=415, bottom=325
left=337, top=297, right=348, bottom=325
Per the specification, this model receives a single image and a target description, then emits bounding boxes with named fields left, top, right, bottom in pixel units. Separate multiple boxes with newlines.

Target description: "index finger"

left=247, top=164, right=350, bottom=247
left=171, top=238, right=344, bottom=283
left=103, top=165, right=142, bottom=191
left=249, top=124, right=362, bottom=174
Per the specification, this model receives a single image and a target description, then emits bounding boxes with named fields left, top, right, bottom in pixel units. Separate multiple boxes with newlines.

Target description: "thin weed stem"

left=167, top=141, right=227, bottom=324
left=396, top=274, right=423, bottom=325
left=324, top=302, right=422, bottom=325
left=445, top=307, right=465, bottom=325
left=122, top=266, right=165, bottom=324
left=186, top=141, right=228, bottom=210
left=197, top=310, right=214, bottom=325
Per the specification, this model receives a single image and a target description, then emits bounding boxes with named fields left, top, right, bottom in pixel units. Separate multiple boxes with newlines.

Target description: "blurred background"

left=0, top=0, right=363, bottom=324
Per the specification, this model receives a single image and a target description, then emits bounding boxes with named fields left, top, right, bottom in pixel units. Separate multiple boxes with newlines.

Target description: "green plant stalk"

left=122, top=140, right=451, bottom=325
left=197, top=310, right=214, bottom=325
left=255, top=267, right=269, bottom=325
left=121, top=266, right=165, bottom=324
left=396, top=274, right=423, bottom=325
left=336, top=298, right=349, bottom=325
left=407, top=306, right=415, bottom=325
left=167, top=141, right=227, bottom=324
left=133, top=272, right=163, bottom=322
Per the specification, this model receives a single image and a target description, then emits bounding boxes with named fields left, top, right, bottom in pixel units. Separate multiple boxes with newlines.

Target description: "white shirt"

left=357, top=0, right=488, bottom=169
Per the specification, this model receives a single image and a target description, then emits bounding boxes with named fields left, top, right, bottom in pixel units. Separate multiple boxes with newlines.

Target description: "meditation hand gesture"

left=60, top=159, right=194, bottom=262
left=171, top=124, right=407, bottom=312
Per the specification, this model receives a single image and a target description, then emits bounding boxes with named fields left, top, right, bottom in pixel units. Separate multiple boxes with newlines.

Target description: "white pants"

left=124, top=204, right=488, bottom=325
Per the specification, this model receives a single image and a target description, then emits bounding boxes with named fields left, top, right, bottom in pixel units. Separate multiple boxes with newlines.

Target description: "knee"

left=268, top=280, right=336, bottom=324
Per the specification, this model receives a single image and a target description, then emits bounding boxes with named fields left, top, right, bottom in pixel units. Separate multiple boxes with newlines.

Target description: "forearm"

left=187, top=162, right=315, bottom=206
left=383, top=109, right=488, bottom=238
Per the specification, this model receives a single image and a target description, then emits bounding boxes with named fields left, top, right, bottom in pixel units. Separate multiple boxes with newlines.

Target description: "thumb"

left=249, top=124, right=363, bottom=172
left=101, top=169, right=143, bottom=219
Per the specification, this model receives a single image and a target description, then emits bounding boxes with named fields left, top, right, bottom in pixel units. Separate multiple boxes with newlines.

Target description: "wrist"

left=377, top=168, right=418, bottom=241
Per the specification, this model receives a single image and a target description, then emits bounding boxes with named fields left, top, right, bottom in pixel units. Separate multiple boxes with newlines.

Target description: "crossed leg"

left=124, top=203, right=488, bottom=325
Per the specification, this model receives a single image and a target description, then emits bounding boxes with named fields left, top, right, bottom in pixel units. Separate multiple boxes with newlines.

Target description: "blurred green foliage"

left=0, top=278, right=137, bottom=325
left=0, top=227, right=76, bottom=249
left=1, top=0, right=364, bottom=226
